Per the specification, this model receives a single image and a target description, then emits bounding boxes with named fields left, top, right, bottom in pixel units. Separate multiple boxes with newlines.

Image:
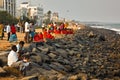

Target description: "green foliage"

left=20, top=15, right=36, bottom=24
left=43, top=19, right=52, bottom=25
left=43, top=10, right=52, bottom=25
left=0, top=11, right=18, bottom=24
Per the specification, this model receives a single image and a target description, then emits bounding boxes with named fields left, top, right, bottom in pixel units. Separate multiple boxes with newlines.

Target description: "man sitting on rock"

left=16, top=41, right=25, bottom=60
left=7, top=45, right=30, bottom=76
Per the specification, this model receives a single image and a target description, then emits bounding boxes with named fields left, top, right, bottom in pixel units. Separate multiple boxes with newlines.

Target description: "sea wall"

left=0, top=26, right=120, bottom=80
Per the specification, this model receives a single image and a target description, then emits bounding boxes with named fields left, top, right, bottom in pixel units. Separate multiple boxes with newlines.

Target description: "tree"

left=0, top=11, right=18, bottom=24
left=47, top=10, right=51, bottom=19
left=43, top=10, right=52, bottom=25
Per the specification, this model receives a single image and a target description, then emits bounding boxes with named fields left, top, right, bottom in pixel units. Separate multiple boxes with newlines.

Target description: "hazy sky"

left=17, top=0, right=120, bottom=23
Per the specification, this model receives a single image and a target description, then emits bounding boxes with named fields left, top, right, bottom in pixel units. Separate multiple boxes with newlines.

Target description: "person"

left=7, top=45, right=30, bottom=76
left=59, top=23, right=65, bottom=30
left=11, top=54, right=30, bottom=76
left=0, top=22, right=4, bottom=40
left=29, top=22, right=35, bottom=42
left=46, top=32, right=54, bottom=39
left=7, top=45, right=18, bottom=67
left=33, top=32, right=41, bottom=42
left=9, top=23, right=17, bottom=42
left=17, top=21, right=21, bottom=32
left=16, top=41, right=25, bottom=60
left=6, top=23, right=11, bottom=41
left=43, top=28, right=48, bottom=39
left=24, top=21, right=30, bottom=43
left=39, top=32, right=44, bottom=41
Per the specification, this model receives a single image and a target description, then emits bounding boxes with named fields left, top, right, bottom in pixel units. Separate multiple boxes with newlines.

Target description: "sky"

left=17, top=0, right=120, bottom=23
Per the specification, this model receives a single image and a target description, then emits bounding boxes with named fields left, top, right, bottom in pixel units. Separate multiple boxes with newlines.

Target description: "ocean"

left=83, top=22, right=120, bottom=34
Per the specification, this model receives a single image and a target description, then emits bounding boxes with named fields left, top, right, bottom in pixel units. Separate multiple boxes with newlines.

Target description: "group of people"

left=7, top=41, right=30, bottom=76
left=0, top=21, right=36, bottom=43
left=24, top=21, right=35, bottom=43
left=0, top=22, right=18, bottom=42
left=31, top=22, right=74, bottom=42
left=3, top=22, right=76, bottom=76
left=0, top=20, right=74, bottom=44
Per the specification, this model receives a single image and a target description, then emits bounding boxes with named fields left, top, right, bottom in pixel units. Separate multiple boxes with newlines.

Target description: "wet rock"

left=21, top=75, right=38, bottom=80
left=30, top=54, right=42, bottom=64
left=48, top=53, right=57, bottom=59
left=0, top=67, right=7, bottom=77
left=98, top=35, right=105, bottom=41
left=1, top=26, right=120, bottom=79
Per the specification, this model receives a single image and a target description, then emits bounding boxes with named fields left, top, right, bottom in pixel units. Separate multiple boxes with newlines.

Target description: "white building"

left=17, top=2, right=43, bottom=26
left=16, top=2, right=29, bottom=19
left=0, top=0, right=16, bottom=17
left=28, top=6, right=43, bottom=25
left=0, top=0, right=4, bottom=11
left=52, top=12, right=59, bottom=22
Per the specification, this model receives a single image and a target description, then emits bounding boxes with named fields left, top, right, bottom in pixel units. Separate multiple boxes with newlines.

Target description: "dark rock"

left=0, top=67, right=7, bottom=77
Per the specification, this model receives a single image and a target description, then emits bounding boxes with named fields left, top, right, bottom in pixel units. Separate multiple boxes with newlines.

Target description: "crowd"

left=0, top=21, right=78, bottom=76
left=7, top=41, right=30, bottom=76
left=0, top=21, right=74, bottom=43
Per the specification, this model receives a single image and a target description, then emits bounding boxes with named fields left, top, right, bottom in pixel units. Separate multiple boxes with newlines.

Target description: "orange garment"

left=39, top=33, right=44, bottom=42
left=61, top=30, right=68, bottom=34
left=43, top=30, right=48, bottom=38
left=54, top=29, right=61, bottom=34
left=39, top=33, right=43, bottom=39
left=46, top=33, right=54, bottom=39
left=34, top=33, right=41, bottom=42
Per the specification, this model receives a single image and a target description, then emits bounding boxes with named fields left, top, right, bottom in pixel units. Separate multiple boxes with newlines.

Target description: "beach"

left=0, top=25, right=120, bottom=80
left=0, top=29, right=43, bottom=51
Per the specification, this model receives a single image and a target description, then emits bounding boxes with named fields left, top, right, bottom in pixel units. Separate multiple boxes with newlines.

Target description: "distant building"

left=0, top=0, right=16, bottom=17
left=28, top=6, right=43, bottom=25
left=20, top=2, right=29, bottom=8
left=0, top=0, right=4, bottom=10
left=16, top=2, right=29, bottom=19
left=43, top=13, right=49, bottom=20
left=52, top=12, right=59, bottom=22
left=17, top=2, right=44, bottom=26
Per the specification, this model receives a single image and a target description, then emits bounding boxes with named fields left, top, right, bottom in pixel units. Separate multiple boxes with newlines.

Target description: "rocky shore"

left=0, top=26, right=120, bottom=80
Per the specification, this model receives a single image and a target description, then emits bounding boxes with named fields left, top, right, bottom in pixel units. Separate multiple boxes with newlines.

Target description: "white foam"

left=90, top=26, right=120, bottom=34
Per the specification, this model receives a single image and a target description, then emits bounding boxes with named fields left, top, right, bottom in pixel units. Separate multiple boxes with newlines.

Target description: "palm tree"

left=47, top=10, right=51, bottom=20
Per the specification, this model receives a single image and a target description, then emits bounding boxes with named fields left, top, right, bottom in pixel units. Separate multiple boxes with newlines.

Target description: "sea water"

left=88, top=23, right=120, bottom=34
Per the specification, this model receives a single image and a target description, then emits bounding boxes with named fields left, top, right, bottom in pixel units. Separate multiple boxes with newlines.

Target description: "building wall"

left=28, top=6, right=43, bottom=26
left=52, top=12, right=59, bottom=22
left=0, top=0, right=4, bottom=8
left=17, top=2, right=44, bottom=26
left=3, top=0, right=16, bottom=17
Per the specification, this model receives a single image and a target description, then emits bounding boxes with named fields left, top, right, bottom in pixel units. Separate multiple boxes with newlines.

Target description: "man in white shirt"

left=6, top=23, right=11, bottom=41
left=7, top=45, right=30, bottom=76
left=24, top=21, right=30, bottom=43
left=7, top=45, right=18, bottom=66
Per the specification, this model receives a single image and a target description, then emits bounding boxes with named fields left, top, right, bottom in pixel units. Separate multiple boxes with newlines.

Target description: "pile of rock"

left=0, top=26, right=120, bottom=80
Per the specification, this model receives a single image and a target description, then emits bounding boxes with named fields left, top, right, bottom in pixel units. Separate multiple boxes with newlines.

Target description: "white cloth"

left=25, top=22, right=30, bottom=32
left=16, top=44, right=24, bottom=52
left=7, top=50, right=18, bottom=66
left=6, top=25, right=11, bottom=33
